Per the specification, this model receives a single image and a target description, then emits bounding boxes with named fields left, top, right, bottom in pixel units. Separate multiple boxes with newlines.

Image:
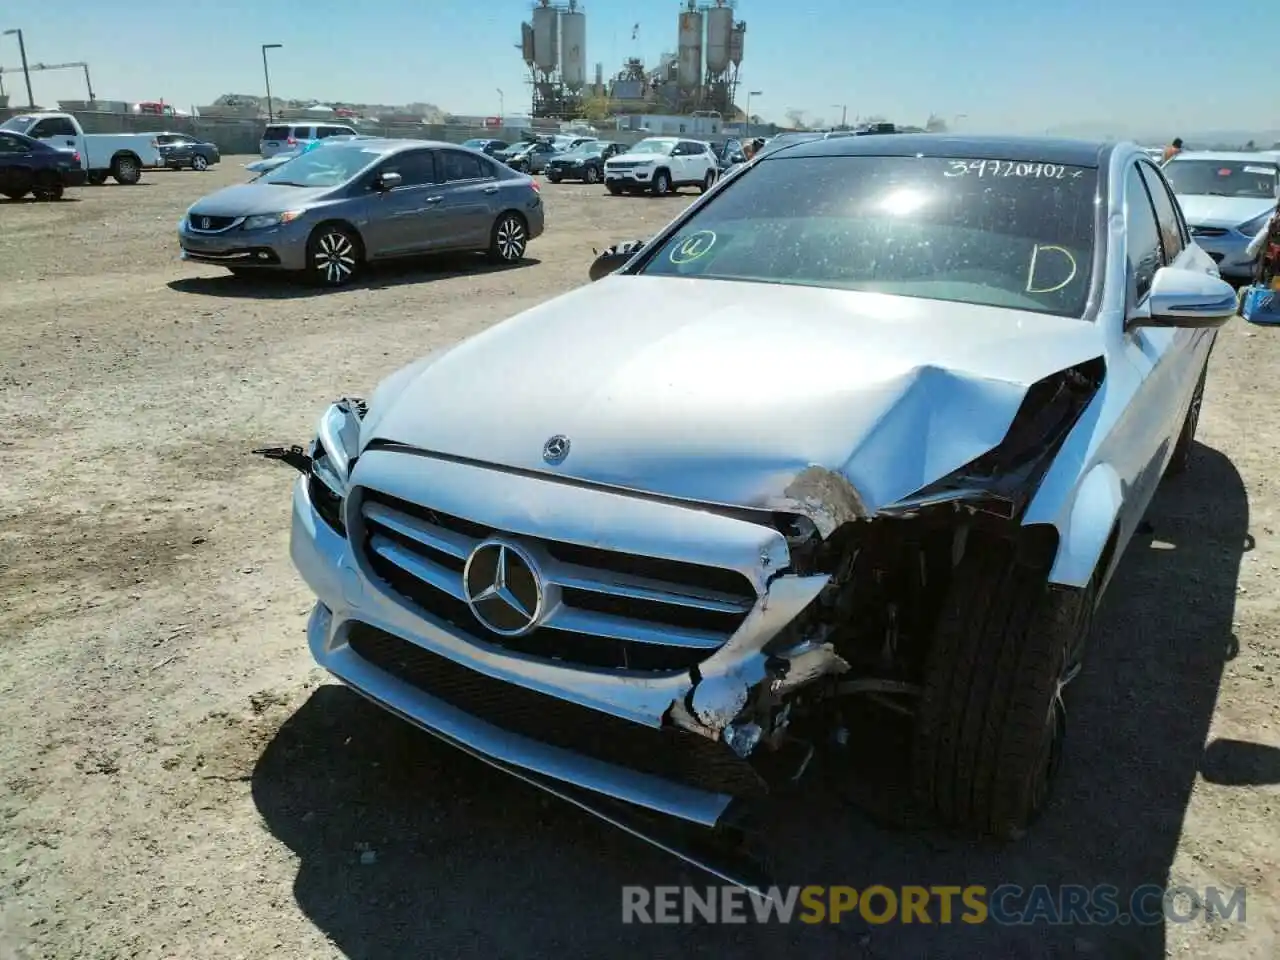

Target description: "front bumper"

left=1190, top=228, right=1257, bottom=280
left=289, top=450, right=831, bottom=829
left=605, top=167, right=655, bottom=187
left=177, top=218, right=309, bottom=271
left=547, top=163, right=589, bottom=180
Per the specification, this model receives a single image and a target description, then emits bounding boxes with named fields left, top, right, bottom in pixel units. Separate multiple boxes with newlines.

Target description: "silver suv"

left=259, top=122, right=358, bottom=158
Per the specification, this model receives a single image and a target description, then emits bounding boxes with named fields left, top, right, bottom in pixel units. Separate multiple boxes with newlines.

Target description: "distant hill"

left=1043, top=120, right=1280, bottom=150
left=206, top=93, right=446, bottom=123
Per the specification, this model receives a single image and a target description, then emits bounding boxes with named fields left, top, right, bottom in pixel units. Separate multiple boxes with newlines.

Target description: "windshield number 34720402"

left=944, top=160, right=1086, bottom=180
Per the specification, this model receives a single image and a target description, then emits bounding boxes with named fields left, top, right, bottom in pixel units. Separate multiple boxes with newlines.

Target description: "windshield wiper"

left=266, top=181, right=307, bottom=187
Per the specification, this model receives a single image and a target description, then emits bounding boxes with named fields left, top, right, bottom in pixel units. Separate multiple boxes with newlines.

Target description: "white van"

left=258, top=122, right=358, bottom=158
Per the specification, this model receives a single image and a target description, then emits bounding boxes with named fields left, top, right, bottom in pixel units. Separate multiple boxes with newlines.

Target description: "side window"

left=437, top=150, right=487, bottom=182
left=263, top=125, right=289, bottom=141
left=1125, top=164, right=1163, bottom=301
left=30, top=117, right=76, bottom=138
left=1138, top=161, right=1185, bottom=262
left=292, top=126, right=312, bottom=140
left=378, top=149, right=437, bottom=187
left=0, top=134, right=28, bottom=154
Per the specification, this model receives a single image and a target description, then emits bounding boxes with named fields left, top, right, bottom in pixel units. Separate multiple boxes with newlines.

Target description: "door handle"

left=424, top=196, right=443, bottom=204
left=482, top=185, right=499, bottom=194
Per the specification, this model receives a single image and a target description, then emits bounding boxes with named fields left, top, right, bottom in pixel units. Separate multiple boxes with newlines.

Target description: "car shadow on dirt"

left=165, top=256, right=541, bottom=299
left=0, top=197, right=83, bottom=204
left=250, top=441, right=1247, bottom=959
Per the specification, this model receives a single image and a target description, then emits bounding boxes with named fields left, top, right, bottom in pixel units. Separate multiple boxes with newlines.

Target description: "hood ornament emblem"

left=542, top=434, right=570, bottom=464
left=200, top=216, right=211, bottom=230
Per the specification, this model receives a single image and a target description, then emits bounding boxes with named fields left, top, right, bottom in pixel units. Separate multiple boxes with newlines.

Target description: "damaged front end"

left=260, top=357, right=1104, bottom=890
left=657, top=357, right=1106, bottom=801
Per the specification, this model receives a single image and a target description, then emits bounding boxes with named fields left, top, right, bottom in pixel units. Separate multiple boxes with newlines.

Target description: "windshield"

left=0, top=116, right=36, bottom=134
left=637, top=154, right=1099, bottom=318
left=629, top=138, right=676, bottom=156
left=260, top=146, right=385, bottom=187
left=1163, top=159, right=1278, bottom=199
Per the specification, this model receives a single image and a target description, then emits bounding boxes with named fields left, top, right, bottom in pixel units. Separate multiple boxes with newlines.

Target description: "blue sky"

left=1, top=0, right=1273, bottom=136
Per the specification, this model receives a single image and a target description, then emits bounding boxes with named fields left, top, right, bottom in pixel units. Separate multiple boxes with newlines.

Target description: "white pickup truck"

left=0, top=111, right=161, bottom=185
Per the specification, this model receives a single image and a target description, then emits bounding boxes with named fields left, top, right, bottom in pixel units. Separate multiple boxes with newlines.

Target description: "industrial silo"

left=729, top=21, right=745, bottom=66
left=532, top=3, right=560, bottom=73
left=705, top=4, right=733, bottom=76
left=560, top=5, right=587, bottom=91
left=677, top=4, right=703, bottom=89
left=520, top=22, right=535, bottom=66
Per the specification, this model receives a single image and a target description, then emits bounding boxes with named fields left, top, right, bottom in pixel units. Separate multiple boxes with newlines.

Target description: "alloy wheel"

left=314, top=231, right=357, bottom=285
left=192, top=155, right=208, bottom=171
left=496, top=217, right=526, bottom=261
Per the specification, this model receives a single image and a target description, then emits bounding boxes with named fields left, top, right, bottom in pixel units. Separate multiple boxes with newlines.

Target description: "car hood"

left=188, top=182, right=333, bottom=216
left=1177, top=194, right=1275, bottom=229
left=359, top=277, right=1104, bottom=517
left=607, top=151, right=670, bottom=164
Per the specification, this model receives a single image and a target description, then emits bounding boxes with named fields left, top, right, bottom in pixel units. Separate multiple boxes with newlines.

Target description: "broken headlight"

left=308, top=398, right=365, bottom=537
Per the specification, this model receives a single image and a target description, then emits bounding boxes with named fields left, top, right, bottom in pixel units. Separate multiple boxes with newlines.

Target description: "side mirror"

left=375, top=171, right=402, bottom=192
left=589, top=239, right=647, bottom=282
left=1127, top=266, right=1238, bottom=330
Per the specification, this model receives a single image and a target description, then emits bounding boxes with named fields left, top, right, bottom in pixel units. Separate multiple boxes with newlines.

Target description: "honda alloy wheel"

left=488, top=214, right=527, bottom=263
left=192, top=155, right=209, bottom=171
left=308, top=227, right=360, bottom=287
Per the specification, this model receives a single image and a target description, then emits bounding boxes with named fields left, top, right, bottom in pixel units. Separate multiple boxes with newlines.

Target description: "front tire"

left=650, top=170, right=672, bottom=196
left=585, top=165, right=601, bottom=184
left=488, top=213, right=527, bottom=264
left=700, top=170, right=716, bottom=193
left=192, top=155, right=209, bottom=172
left=547, top=173, right=562, bottom=183
left=606, top=183, right=622, bottom=196
left=306, top=225, right=361, bottom=287
left=111, top=153, right=141, bottom=185
left=911, top=534, right=1093, bottom=839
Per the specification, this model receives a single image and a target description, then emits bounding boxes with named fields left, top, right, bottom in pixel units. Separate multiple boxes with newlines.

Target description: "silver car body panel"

left=286, top=137, right=1223, bottom=839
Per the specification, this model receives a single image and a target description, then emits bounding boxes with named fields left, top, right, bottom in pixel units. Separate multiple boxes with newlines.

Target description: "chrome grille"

left=606, top=161, right=641, bottom=171
left=357, top=488, right=757, bottom=673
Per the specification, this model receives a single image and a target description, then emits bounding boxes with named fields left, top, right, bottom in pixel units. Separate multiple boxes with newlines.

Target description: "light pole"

left=496, top=87, right=504, bottom=121
left=745, top=89, right=762, bottom=136
left=2, top=29, right=34, bottom=108
left=831, top=104, right=848, bottom=131
left=261, top=43, right=282, bottom=122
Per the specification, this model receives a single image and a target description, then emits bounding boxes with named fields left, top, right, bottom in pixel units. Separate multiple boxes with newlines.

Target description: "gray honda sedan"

left=178, top=138, right=545, bottom=286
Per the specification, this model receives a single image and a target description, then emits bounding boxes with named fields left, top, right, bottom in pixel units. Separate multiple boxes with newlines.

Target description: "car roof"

left=763, top=133, right=1113, bottom=168
left=1170, top=151, right=1279, bottom=164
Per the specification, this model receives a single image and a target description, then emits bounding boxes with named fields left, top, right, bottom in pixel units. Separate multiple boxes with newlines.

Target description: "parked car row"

left=0, top=111, right=223, bottom=199
left=255, top=132, right=1239, bottom=890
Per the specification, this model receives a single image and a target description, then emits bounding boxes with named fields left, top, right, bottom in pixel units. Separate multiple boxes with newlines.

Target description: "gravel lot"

left=1, top=158, right=1277, bottom=959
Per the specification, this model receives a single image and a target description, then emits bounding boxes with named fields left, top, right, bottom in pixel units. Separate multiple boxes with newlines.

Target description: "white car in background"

left=603, top=136, right=718, bottom=196
left=1163, top=151, right=1280, bottom=281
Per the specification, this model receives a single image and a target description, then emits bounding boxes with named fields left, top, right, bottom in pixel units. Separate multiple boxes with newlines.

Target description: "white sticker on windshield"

left=1244, top=165, right=1274, bottom=174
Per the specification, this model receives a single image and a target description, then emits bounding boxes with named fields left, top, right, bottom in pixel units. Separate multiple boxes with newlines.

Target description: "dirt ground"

left=0, top=157, right=1277, bottom=960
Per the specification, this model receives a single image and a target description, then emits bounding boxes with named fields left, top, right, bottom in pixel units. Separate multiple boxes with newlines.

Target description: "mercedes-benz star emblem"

left=462, top=540, right=545, bottom=636
left=542, top=434, right=570, bottom=464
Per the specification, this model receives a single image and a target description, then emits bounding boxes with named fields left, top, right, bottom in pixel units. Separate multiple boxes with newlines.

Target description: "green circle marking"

left=669, top=230, right=718, bottom=264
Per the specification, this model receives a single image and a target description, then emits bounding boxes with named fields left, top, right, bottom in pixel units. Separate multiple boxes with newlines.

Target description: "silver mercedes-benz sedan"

left=262, top=134, right=1234, bottom=887
left=179, top=138, right=544, bottom=286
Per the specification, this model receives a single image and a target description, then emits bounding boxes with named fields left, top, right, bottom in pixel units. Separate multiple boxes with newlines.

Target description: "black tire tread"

left=912, top=534, right=1080, bottom=838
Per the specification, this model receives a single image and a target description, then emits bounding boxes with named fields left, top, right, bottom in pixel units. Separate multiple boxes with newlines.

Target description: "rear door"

left=359, top=148, right=444, bottom=257
left=432, top=149, right=502, bottom=248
